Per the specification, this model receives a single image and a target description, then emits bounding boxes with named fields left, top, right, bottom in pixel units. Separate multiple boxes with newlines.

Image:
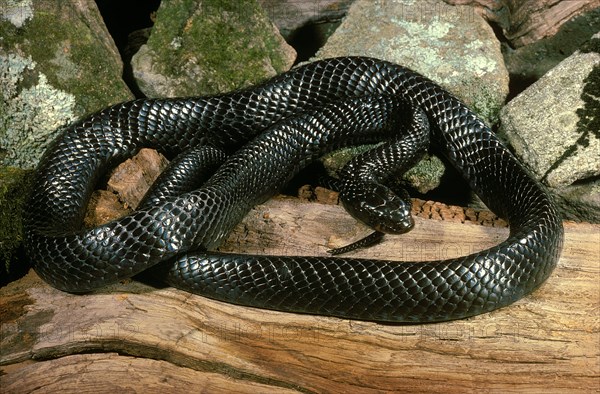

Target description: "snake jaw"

left=342, top=184, right=414, bottom=235
left=373, top=213, right=414, bottom=234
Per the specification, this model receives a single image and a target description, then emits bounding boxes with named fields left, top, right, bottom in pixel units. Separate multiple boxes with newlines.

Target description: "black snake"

left=24, top=57, right=563, bottom=322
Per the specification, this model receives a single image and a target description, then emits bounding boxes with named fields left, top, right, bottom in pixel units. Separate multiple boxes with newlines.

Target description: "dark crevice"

left=488, top=19, right=514, bottom=50
left=287, top=20, right=342, bottom=64
left=0, top=245, right=32, bottom=289
left=506, top=74, right=537, bottom=102
left=94, top=0, right=160, bottom=58
left=94, top=0, right=161, bottom=98
left=571, top=173, right=600, bottom=186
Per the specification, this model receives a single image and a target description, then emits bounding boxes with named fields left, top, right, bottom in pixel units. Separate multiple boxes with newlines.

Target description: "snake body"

left=24, top=57, right=563, bottom=322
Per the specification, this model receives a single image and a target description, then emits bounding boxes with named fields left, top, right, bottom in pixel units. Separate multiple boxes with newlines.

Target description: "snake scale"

left=24, top=57, right=563, bottom=322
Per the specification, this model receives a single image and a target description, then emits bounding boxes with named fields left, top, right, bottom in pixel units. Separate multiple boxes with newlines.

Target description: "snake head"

left=342, top=184, right=414, bottom=234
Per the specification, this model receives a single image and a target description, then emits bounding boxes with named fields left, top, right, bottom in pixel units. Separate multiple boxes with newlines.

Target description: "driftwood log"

left=1, top=195, right=598, bottom=392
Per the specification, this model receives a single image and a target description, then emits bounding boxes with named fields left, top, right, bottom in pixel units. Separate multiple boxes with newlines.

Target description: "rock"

left=124, top=28, right=153, bottom=62
left=402, top=155, right=446, bottom=194
left=444, top=1, right=600, bottom=95
left=257, top=0, right=352, bottom=60
left=313, top=0, right=508, bottom=196
left=500, top=34, right=600, bottom=222
left=503, top=7, right=600, bottom=91
left=553, top=180, right=600, bottom=224
left=316, top=0, right=508, bottom=125
left=0, top=0, right=134, bottom=169
left=131, top=0, right=296, bottom=97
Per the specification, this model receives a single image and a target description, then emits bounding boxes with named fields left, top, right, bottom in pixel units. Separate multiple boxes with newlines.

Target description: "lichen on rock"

left=0, top=53, right=77, bottom=168
left=316, top=0, right=508, bottom=126
left=0, top=0, right=34, bottom=28
left=0, top=0, right=133, bottom=169
left=313, top=0, right=508, bottom=197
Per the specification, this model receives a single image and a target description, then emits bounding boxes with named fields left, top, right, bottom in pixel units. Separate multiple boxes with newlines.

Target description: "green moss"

left=146, top=0, right=291, bottom=95
left=0, top=2, right=131, bottom=117
left=0, top=166, right=34, bottom=276
left=322, top=147, right=445, bottom=194
left=1, top=1, right=133, bottom=168
left=469, top=83, right=502, bottom=126
left=402, top=154, right=445, bottom=194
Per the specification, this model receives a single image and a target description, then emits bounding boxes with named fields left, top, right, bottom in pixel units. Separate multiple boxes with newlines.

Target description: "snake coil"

left=24, top=57, right=563, bottom=322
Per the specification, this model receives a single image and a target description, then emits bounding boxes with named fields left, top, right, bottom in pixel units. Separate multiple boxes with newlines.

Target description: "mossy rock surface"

left=0, top=0, right=133, bottom=169
left=0, top=166, right=34, bottom=281
left=132, top=0, right=296, bottom=97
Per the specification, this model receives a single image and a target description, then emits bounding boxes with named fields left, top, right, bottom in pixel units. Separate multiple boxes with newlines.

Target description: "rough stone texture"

left=131, top=0, right=296, bottom=97
left=313, top=0, right=508, bottom=196
left=0, top=0, right=133, bottom=169
left=257, top=0, right=350, bottom=61
left=500, top=34, right=600, bottom=222
left=501, top=38, right=600, bottom=187
left=554, top=180, right=600, bottom=224
left=443, top=1, right=600, bottom=97
left=316, top=0, right=509, bottom=125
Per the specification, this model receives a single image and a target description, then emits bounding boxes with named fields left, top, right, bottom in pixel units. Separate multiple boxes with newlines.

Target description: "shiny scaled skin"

left=24, top=57, right=563, bottom=322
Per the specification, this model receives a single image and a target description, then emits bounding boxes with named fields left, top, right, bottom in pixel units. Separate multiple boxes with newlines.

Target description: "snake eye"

left=342, top=184, right=414, bottom=234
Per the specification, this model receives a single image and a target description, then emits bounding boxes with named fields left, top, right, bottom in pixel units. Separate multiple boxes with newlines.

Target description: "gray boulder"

left=0, top=0, right=133, bottom=169
left=313, top=0, right=508, bottom=194
left=500, top=34, right=600, bottom=222
left=316, top=0, right=508, bottom=125
left=131, top=0, right=296, bottom=98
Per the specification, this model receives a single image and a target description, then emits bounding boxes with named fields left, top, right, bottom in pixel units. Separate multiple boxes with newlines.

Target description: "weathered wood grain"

left=445, top=0, right=600, bottom=47
left=1, top=353, right=300, bottom=394
left=1, top=197, right=598, bottom=393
